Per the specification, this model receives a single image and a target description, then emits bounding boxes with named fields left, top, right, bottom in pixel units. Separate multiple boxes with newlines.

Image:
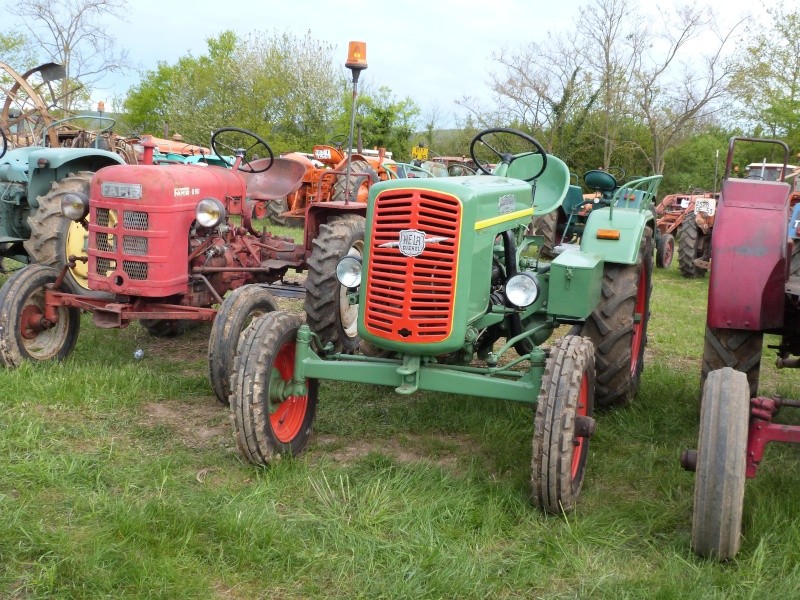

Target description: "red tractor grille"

left=365, top=190, right=461, bottom=343
left=123, top=211, right=148, bottom=230
left=92, top=207, right=150, bottom=281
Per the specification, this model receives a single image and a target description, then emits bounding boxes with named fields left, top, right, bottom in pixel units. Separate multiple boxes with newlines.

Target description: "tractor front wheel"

left=0, top=264, right=80, bottom=367
left=208, top=285, right=278, bottom=405
left=304, top=214, right=365, bottom=353
left=230, top=311, right=318, bottom=465
left=24, top=171, right=104, bottom=296
left=692, top=367, right=749, bottom=560
left=656, top=232, right=674, bottom=269
left=580, top=228, right=653, bottom=407
left=532, top=335, right=595, bottom=513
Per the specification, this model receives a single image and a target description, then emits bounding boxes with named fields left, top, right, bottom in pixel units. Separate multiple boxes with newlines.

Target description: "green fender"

left=580, top=207, right=653, bottom=265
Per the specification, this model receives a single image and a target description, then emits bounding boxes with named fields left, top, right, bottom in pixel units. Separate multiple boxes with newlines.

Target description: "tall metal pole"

left=344, top=42, right=368, bottom=205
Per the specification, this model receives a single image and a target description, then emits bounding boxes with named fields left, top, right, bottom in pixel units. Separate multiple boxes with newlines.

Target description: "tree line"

left=1, top=0, right=798, bottom=196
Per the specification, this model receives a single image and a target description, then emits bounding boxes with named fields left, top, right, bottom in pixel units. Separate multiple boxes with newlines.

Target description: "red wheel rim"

left=270, top=340, right=308, bottom=443
left=630, top=263, right=647, bottom=377
left=571, top=372, right=589, bottom=479
left=664, top=238, right=674, bottom=266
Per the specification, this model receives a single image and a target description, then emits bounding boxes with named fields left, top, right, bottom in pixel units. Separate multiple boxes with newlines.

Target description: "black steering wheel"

left=469, top=127, right=547, bottom=181
left=328, top=134, right=349, bottom=150
left=0, top=127, right=7, bottom=159
left=210, top=127, right=274, bottom=174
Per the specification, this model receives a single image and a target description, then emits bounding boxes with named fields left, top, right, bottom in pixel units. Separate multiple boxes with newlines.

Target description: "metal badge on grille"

left=379, top=229, right=450, bottom=257
left=102, top=182, right=142, bottom=199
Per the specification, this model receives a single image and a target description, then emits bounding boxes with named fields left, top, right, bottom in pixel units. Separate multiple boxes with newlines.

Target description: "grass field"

left=2, top=261, right=800, bottom=598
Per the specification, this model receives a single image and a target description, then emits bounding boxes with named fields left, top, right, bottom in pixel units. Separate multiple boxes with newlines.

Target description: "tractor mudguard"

left=26, top=147, right=125, bottom=206
left=580, top=207, right=651, bottom=265
left=707, top=178, right=790, bottom=330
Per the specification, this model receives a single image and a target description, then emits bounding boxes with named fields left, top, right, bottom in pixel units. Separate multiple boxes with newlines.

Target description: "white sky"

left=1, top=0, right=758, bottom=126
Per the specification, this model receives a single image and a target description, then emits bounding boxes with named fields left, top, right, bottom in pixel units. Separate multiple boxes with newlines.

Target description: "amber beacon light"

left=346, top=41, right=368, bottom=72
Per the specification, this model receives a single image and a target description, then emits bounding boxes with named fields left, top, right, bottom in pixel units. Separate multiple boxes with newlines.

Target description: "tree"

left=7, top=0, right=130, bottom=113
left=730, top=4, right=800, bottom=151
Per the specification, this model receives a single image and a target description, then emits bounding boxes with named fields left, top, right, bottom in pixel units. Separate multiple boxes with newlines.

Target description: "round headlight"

left=61, top=192, right=89, bottom=220
left=195, top=198, right=226, bottom=228
left=506, top=272, right=539, bottom=308
left=336, top=255, right=362, bottom=288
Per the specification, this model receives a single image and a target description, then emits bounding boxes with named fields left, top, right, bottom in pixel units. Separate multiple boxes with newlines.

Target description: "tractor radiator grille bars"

left=365, top=189, right=461, bottom=343
left=92, top=207, right=149, bottom=282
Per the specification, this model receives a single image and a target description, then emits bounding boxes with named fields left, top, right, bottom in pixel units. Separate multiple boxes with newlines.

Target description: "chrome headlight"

left=336, top=255, right=362, bottom=288
left=195, top=198, right=226, bottom=228
left=61, top=192, right=89, bottom=221
left=506, top=272, right=539, bottom=308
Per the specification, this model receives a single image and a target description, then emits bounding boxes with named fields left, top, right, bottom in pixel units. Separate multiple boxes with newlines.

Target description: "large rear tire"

left=677, top=213, right=707, bottom=278
left=580, top=228, right=653, bottom=407
left=532, top=336, right=595, bottom=513
left=24, top=172, right=103, bottom=295
left=208, top=285, right=278, bottom=405
left=692, top=367, right=749, bottom=560
left=331, top=159, right=378, bottom=203
left=701, top=327, right=763, bottom=399
left=0, top=264, right=80, bottom=367
left=304, top=214, right=365, bottom=353
left=230, top=311, right=318, bottom=465
left=531, top=210, right=558, bottom=258
left=266, top=197, right=289, bottom=226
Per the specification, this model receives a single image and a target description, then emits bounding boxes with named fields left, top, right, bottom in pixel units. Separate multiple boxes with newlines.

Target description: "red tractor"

left=0, top=127, right=367, bottom=404
left=681, top=137, right=800, bottom=560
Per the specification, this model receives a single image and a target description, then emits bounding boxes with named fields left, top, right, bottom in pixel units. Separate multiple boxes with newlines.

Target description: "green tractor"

left=228, top=128, right=661, bottom=512
left=0, top=116, right=125, bottom=287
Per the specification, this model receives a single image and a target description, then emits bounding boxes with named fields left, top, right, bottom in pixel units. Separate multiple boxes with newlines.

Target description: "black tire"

left=208, top=285, right=278, bottom=405
left=692, top=367, right=749, bottom=560
left=230, top=311, right=318, bottom=464
left=0, top=264, right=80, bottom=367
left=656, top=232, right=674, bottom=269
left=532, top=335, right=595, bottom=513
left=531, top=210, right=558, bottom=258
left=677, top=213, right=707, bottom=278
left=304, top=214, right=365, bottom=353
left=266, top=197, right=289, bottom=226
left=701, top=326, right=763, bottom=398
left=580, top=228, right=653, bottom=407
left=331, top=159, right=378, bottom=203
left=24, top=171, right=103, bottom=295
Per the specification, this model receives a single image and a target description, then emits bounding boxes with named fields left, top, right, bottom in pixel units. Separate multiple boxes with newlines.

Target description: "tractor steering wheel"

left=210, top=127, right=274, bottom=174
left=0, top=127, right=7, bottom=159
left=469, top=127, right=547, bottom=181
left=328, top=134, right=349, bottom=150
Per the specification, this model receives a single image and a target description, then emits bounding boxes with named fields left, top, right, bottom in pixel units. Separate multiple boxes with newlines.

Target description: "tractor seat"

left=240, top=157, right=307, bottom=201
left=584, top=169, right=617, bottom=193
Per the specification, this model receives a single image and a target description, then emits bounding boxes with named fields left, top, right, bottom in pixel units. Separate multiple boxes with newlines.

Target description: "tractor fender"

left=27, top=148, right=125, bottom=208
left=580, top=207, right=653, bottom=265
left=707, top=178, right=790, bottom=330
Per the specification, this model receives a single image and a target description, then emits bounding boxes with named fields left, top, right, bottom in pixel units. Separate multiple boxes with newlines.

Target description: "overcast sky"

left=1, top=0, right=757, bottom=126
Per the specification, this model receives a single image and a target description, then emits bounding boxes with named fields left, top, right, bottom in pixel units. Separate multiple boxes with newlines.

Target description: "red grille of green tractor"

left=364, top=189, right=461, bottom=343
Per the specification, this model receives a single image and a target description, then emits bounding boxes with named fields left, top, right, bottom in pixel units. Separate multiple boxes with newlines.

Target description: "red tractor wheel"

left=580, top=228, right=653, bottom=407
left=0, top=264, right=80, bottom=367
left=692, top=367, right=749, bottom=560
left=656, top=233, right=674, bottom=269
left=230, top=311, right=318, bottom=465
left=532, top=335, right=595, bottom=513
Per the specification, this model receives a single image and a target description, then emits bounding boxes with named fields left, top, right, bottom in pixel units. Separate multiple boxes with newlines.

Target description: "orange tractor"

left=270, top=136, right=394, bottom=224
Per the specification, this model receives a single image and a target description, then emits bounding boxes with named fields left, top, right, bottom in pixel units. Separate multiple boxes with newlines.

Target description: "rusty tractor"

left=0, top=127, right=367, bottom=406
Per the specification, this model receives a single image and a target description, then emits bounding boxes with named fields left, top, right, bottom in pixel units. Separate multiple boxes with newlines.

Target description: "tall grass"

left=2, top=263, right=800, bottom=598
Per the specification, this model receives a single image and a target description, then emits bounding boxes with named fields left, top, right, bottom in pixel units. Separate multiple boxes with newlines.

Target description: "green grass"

left=3, top=263, right=800, bottom=598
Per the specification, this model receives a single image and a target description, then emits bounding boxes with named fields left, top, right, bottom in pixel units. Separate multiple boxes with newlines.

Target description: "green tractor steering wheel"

left=469, top=127, right=547, bottom=181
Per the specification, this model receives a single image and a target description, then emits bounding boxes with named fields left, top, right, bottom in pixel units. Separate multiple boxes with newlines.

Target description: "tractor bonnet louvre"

left=365, top=190, right=460, bottom=341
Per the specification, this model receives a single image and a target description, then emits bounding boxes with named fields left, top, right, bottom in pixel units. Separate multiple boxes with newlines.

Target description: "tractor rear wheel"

left=701, top=327, right=762, bottom=399
left=656, top=232, right=674, bottom=269
left=0, top=264, right=80, bottom=367
left=208, top=285, right=278, bottom=405
left=230, top=310, right=318, bottom=465
left=304, top=214, right=365, bottom=354
left=531, top=210, right=558, bottom=258
left=266, top=197, right=289, bottom=226
left=677, top=213, right=707, bottom=278
left=24, top=172, right=104, bottom=296
left=331, top=159, right=378, bottom=203
left=579, top=228, right=653, bottom=407
left=692, top=367, right=749, bottom=560
left=532, top=335, right=595, bottom=513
